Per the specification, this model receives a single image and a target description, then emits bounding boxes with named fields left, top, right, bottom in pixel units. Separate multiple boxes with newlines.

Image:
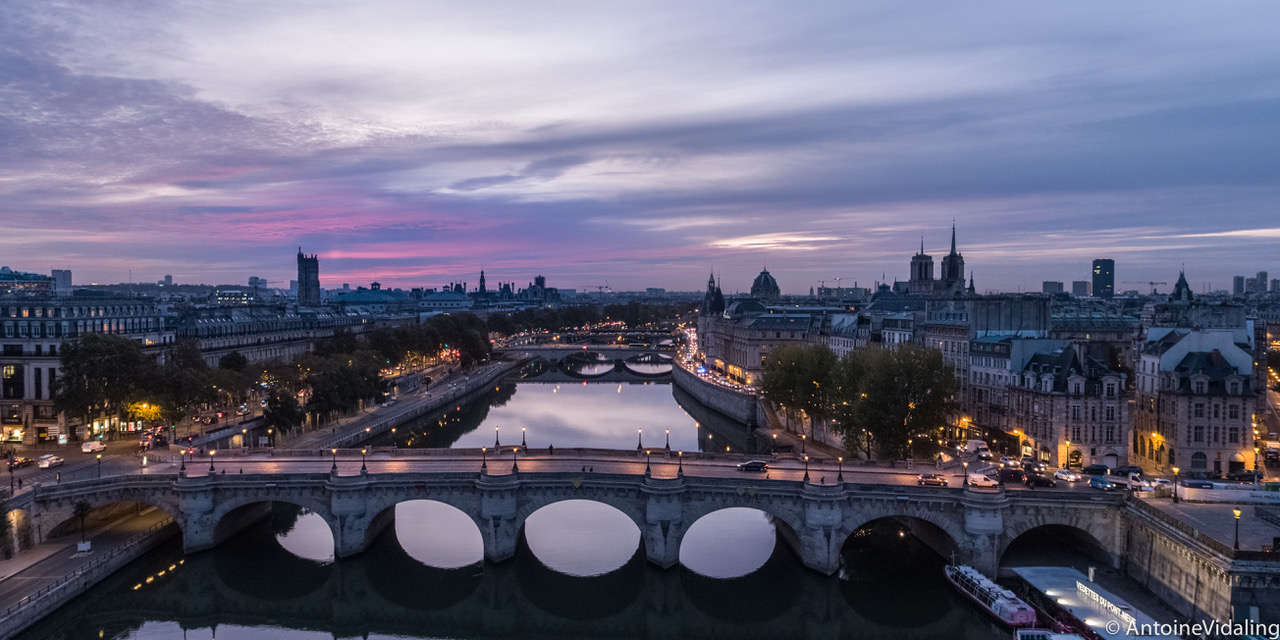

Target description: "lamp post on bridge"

left=1172, top=466, right=1180, bottom=503
left=495, top=426, right=500, bottom=448
left=677, top=451, right=683, bottom=477
left=360, top=448, right=367, bottom=474
left=803, top=455, right=810, bottom=483
left=645, top=450, right=651, bottom=477
left=179, top=449, right=186, bottom=475
left=665, top=429, right=670, bottom=451
left=637, top=428, right=643, bottom=451
left=512, top=447, right=519, bottom=473
left=331, top=448, right=337, bottom=473
left=96, top=454, right=102, bottom=478
left=963, top=461, right=969, bottom=486
left=1233, top=507, right=1242, bottom=551
left=481, top=447, right=488, bottom=474
left=521, top=426, right=527, bottom=449
left=209, top=450, right=216, bottom=473
left=837, top=456, right=844, bottom=482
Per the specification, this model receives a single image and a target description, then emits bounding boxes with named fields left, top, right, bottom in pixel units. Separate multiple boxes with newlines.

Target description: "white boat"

left=944, top=564, right=1037, bottom=627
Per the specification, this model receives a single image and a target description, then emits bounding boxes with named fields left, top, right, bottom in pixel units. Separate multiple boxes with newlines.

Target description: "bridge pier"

left=478, top=474, right=521, bottom=563
left=960, top=487, right=1007, bottom=576
left=642, top=477, right=685, bottom=569
left=799, top=484, right=847, bottom=575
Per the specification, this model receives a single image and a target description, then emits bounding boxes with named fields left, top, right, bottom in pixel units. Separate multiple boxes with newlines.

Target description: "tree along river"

left=16, top=376, right=1020, bottom=640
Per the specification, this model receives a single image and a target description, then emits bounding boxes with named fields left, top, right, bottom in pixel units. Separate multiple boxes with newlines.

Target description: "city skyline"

left=4, top=2, right=1279, bottom=293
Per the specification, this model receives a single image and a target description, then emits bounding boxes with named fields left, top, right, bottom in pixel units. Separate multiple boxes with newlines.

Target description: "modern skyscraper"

left=1072, top=280, right=1090, bottom=297
left=1042, top=281, right=1064, bottom=294
left=51, top=269, right=72, bottom=296
left=296, top=248, right=321, bottom=307
left=1233, top=275, right=1246, bottom=296
left=1091, top=259, right=1114, bottom=298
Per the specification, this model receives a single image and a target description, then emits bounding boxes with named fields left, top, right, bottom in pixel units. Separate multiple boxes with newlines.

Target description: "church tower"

left=909, top=236, right=935, bottom=295
left=940, top=224, right=965, bottom=289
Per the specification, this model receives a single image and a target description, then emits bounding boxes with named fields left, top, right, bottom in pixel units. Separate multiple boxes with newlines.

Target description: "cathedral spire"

left=949, top=222, right=957, bottom=255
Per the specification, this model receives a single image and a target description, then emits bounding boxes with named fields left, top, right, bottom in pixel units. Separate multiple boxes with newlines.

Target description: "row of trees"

left=761, top=343, right=956, bottom=460
left=484, top=302, right=694, bottom=336
left=54, top=313, right=495, bottom=440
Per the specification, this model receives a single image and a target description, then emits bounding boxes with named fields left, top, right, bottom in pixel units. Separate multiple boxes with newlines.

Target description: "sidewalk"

left=1140, top=497, right=1280, bottom=552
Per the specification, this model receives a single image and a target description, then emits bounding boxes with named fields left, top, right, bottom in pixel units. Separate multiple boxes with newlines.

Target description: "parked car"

left=1089, top=475, right=1117, bottom=491
left=37, top=454, right=63, bottom=469
left=1226, top=470, right=1263, bottom=483
left=1025, top=473, right=1057, bottom=488
left=81, top=440, right=106, bottom=453
left=1081, top=464, right=1111, bottom=476
left=736, top=460, right=769, bottom=472
left=1054, top=468, right=1081, bottom=482
left=968, top=474, right=1000, bottom=488
left=916, top=473, right=948, bottom=487
left=7, top=456, right=34, bottom=470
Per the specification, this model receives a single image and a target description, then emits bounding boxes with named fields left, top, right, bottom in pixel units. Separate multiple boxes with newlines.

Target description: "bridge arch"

left=841, top=502, right=966, bottom=561
left=998, top=510, right=1118, bottom=570
left=203, top=494, right=337, bottom=557
left=38, top=494, right=183, bottom=544
left=513, top=495, right=646, bottom=575
left=677, top=497, right=807, bottom=566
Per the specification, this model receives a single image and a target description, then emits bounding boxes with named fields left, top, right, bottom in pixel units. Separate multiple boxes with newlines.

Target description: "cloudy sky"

left=3, top=1, right=1278, bottom=295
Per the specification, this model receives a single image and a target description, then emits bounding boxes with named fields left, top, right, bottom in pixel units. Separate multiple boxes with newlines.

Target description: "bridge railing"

left=0, top=518, right=176, bottom=621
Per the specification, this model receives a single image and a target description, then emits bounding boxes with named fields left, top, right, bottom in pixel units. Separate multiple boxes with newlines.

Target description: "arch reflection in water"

left=394, top=500, right=484, bottom=569
left=838, top=518, right=959, bottom=629
left=679, top=508, right=776, bottom=578
left=272, top=504, right=335, bottom=563
left=522, top=500, right=641, bottom=576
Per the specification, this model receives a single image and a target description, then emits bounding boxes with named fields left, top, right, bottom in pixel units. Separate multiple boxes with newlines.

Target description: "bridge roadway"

left=12, top=450, right=1129, bottom=582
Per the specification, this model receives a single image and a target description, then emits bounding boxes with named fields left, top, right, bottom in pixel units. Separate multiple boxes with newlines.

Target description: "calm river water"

left=16, top=377, right=1013, bottom=640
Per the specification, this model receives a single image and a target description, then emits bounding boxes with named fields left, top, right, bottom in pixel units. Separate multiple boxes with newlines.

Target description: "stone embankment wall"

left=671, top=362, right=757, bottom=427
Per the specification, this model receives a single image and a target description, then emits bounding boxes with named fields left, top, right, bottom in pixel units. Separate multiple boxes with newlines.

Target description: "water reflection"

left=16, top=516, right=1008, bottom=640
left=272, top=504, right=335, bottom=563
left=680, top=508, right=776, bottom=578
left=395, top=500, right=485, bottom=569
left=523, top=500, right=641, bottom=576
left=382, top=381, right=703, bottom=450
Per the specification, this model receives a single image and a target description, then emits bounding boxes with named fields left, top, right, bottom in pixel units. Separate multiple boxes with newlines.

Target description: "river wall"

left=671, top=362, right=758, bottom=428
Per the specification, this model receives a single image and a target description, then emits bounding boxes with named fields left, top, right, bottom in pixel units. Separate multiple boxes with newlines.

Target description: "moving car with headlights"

left=1088, top=475, right=1117, bottom=491
left=37, top=454, right=63, bottom=468
left=1054, top=468, right=1081, bottom=482
left=7, top=456, right=33, bottom=470
left=916, top=473, right=948, bottom=487
left=736, top=460, right=769, bottom=472
left=81, top=440, right=106, bottom=453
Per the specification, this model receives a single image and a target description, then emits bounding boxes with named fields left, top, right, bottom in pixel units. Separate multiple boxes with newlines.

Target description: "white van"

left=967, top=473, right=999, bottom=488
left=82, top=440, right=106, bottom=453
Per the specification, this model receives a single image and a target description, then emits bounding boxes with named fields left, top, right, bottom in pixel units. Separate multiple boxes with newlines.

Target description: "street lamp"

left=481, top=447, right=488, bottom=474
left=665, top=429, right=670, bottom=451
left=209, top=450, right=216, bottom=473
left=772, top=433, right=778, bottom=452
left=495, top=426, right=500, bottom=448
left=1233, top=507, right=1242, bottom=551
left=96, top=453, right=102, bottom=478
left=331, top=448, right=338, bottom=472
left=645, top=450, right=652, bottom=477
left=1172, top=466, right=1180, bottom=503
left=360, top=448, right=368, bottom=474
left=963, top=461, right=969, bottom=486
left=837, top=456, right=844, bottom=482
left=637, top=428, right=643, bottom=450
left=1065, top=440, right=1071, bottom=468
left=677, top=451, right=683, bottom=477
left=801, top=434, right=807, bottom=454
left=803, top=455, right=810, bottom=483
left=512, top=447, right=519, bottom=473
left=521, top=426, right=527, bottom=449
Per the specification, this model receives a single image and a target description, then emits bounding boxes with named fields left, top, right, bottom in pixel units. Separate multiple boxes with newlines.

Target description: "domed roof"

left=750, top=269, right=780, bottom=300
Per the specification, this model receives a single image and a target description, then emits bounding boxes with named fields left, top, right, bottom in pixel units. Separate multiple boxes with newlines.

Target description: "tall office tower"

left=1272, top=279, right=1279, bottom=294
left=296, top=248, right=321, bottom=307
left=51, top=269, right=72, bottom=296
left=163, top=274, right=173, bottom=286
left=1042, top=281, right=1064, bottom=294
left=1072, top=281, right=1090, bottom=297
left=1256, top=272, right=1269, bottom=294
left=1233, top=276, right=1246, bottom=296
left=1091, top=259, right=1114, bottom=298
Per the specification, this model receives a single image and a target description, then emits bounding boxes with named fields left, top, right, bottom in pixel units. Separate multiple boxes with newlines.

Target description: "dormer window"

left=1193, top=380, right=1206, bottom=394
left=1228, top=381, right=1240, bottom=395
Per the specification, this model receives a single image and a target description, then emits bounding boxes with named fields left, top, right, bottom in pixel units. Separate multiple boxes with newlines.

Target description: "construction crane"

left=1123, top=281, right=1167, bottom=295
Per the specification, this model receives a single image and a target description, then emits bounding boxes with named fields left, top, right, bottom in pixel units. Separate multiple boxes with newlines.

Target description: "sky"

left=3, top=1, right=1279, bottom=295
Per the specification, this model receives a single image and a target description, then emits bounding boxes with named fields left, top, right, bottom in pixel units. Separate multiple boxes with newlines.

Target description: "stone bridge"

left=17, top=470, right=1128, bottom=577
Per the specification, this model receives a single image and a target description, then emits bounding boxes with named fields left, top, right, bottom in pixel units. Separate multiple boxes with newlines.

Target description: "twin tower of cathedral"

left=701, top=224, right=973, bottom=311
left=908, top=224, right=973, bottom=296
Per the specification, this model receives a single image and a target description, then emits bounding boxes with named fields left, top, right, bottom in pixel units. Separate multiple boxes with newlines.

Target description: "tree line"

left=483, top=302, right=694, bottom=336
left=760, top=343, right=956, bottom=460
left=53, top=313, right=493, bottom=440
